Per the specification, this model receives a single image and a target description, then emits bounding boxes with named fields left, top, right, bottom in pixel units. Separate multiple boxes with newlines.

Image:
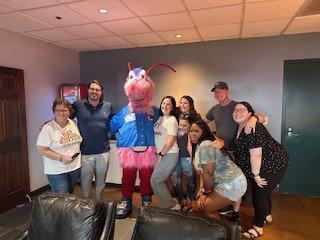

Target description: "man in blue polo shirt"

left=73, top=80, right=114, bottom=200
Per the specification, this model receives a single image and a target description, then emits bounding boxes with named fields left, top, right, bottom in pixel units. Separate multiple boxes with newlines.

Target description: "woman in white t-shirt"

left=36, top=98, right=82, bottom=194
left=151, top=96, right=181, bottom=210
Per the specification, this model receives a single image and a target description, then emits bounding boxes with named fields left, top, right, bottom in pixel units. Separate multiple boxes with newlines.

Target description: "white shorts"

left=214, top=175, right=247, bottom=202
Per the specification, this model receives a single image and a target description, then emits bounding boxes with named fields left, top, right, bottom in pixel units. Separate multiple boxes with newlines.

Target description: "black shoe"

left=115, top=199, right=132, bottom=219
left=219, top=210, right=240, bottom=223
left=218, top=205, right=234, bottom=215
left=142, top=200, right=151, bottom=207
left=141, top=195, right=152, bottom=207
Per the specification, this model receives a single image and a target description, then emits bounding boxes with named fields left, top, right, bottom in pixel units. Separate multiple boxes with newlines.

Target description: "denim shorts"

left=214, top=175, right=247, bottom=201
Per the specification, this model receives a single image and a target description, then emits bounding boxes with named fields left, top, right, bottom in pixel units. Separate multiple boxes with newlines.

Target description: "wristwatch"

left=159, top=152, right=164, bottom=157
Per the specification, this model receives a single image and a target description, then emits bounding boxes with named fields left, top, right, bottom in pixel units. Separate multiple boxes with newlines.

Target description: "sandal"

left=264, top=215, right=273, bottom=225
left=242, top=227, right=263, bottom=239
left=264, top=219, right=273, bottom=226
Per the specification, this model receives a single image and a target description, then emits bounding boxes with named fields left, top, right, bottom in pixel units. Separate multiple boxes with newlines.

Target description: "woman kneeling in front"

left=190, top=120, right=247, bottom=218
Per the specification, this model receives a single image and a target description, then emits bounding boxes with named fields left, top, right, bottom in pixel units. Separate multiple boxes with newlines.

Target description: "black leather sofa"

left=131, top=206, right=238, bottom=240
left=16, top=193, right=116, bottom=240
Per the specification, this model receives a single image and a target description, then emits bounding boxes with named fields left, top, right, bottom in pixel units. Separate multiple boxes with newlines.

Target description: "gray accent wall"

left=79, top=33, right=320, bottom=141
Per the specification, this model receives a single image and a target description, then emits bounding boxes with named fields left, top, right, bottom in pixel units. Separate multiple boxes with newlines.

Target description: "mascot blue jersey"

left=110, top=106, right=159, bottom=147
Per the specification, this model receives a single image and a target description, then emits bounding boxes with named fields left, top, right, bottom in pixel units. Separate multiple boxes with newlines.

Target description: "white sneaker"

left=171, top=203, right=181, bottom=211
left=142, top=201, right=151, bottom=207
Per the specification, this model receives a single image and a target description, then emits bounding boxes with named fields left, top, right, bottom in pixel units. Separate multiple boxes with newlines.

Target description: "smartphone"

left=71, top=152, right=80, bottom=160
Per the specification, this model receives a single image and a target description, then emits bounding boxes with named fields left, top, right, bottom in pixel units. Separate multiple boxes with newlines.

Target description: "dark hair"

left=52, top=98, right=74, bottom=115
left=179, top=114, right=195, bottom=125
left=237, top=101, right=254, bottom=115
left=192, top=120, right=215, bottom=143
left=159, top=95, right=178, bottom=117
left=89, top=79, right=103, bottom=92
left=191, top=120, right=228, bottom=157
left=89, top=79, right=104, bottom=101
left=178, top=95, right=201, bottom=121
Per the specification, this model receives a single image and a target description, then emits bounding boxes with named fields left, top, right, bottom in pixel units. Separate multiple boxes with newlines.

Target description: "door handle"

left=287, top=127, right=300, bottom=137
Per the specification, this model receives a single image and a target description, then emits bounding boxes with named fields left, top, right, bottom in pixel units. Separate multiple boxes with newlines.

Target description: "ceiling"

left=0, top=0, right=319, bottom=52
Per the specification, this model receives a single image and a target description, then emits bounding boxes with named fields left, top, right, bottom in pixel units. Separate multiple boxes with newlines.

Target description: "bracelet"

left=252, top=173, right=260, bottom=177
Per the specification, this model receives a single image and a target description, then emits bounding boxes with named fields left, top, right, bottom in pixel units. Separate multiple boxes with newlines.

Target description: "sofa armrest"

left=14, top=230, right=28, bottom=240
left=99, top=202, right=117, bottom=240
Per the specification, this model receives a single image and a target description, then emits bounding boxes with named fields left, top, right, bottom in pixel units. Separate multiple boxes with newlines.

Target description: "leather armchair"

left=131, top=206, right=238, bottom=240
left=16, top=193, right=116, bottom=240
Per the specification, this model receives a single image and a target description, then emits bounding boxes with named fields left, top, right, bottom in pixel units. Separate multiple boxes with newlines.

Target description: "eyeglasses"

left=89, top=87, right=101, bottom=92
left=55, top=109, right=69, bottom=113
left=233, top=108, right=247, bottom=114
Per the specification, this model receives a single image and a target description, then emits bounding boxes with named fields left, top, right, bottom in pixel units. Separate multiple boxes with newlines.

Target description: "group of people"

left=37, top=80, right=113, bottom=200
left=36, top=79, right=289, bottom=239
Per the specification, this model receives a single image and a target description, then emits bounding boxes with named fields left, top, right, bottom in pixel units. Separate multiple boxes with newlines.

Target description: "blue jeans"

left=171, top=157, right=196, bottom=200
left=47, top=168, right=80, bottom=194
left=151, top=153, right=179, bottom=208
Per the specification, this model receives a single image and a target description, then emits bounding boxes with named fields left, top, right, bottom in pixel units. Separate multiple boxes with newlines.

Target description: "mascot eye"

left=140, top=70, right=146, bottom=79
left=128, top=70, right=135, bottom=79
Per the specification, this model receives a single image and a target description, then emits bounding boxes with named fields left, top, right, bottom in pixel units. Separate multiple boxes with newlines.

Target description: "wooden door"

left=281, top=59, right=320, bottom=196
left=0, top=66, right=29, bottom=214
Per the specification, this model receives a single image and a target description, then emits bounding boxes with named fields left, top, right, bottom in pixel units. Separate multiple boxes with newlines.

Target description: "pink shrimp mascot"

left=110, top=62, right=175, bottom=219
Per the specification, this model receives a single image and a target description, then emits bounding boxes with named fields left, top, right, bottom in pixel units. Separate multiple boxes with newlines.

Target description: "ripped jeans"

left=170, top=157, right=196, bottom=201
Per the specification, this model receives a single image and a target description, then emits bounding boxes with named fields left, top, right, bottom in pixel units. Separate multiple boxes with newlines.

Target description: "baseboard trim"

left=29, top=185, right=50, bottom=197
left=105, top=183, right=141, bottom=192
left=105, top=182, right=121, bottom=188
left=29, top=183, right=140, bottom=196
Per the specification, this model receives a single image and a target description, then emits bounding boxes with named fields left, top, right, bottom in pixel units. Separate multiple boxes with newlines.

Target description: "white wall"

left=0, top=28, right=79, bottom=191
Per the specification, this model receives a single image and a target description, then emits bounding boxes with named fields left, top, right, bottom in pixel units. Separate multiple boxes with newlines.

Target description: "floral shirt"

left=194, top=140, right=244, bottom=185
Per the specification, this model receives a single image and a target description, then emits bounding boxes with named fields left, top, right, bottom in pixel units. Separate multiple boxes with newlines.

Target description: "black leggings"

left=250, top=167, right=287, bottom=227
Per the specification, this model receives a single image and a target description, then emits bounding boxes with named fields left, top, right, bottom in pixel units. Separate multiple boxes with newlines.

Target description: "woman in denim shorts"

left=190, top=120, right=247, bottom=218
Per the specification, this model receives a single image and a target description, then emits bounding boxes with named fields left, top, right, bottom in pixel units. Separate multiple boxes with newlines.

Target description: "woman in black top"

left=170, top=114, right=196, bottom=207
left=170, top=96, right=200, bottom=207
left=233, top=102, right=289, bottom=239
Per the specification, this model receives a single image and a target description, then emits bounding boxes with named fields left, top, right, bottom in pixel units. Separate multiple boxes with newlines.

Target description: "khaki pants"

left=81, top=152, right=109, bottom=200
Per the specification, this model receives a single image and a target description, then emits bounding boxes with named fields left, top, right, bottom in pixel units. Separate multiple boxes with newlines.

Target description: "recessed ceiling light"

left=98, top=8, right=108, bottom=14
left=175, top=34, right=182, bottom=38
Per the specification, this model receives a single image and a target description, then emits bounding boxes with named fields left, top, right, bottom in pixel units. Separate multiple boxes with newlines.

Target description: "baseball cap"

left=211, top=81, right=228, bottom=92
